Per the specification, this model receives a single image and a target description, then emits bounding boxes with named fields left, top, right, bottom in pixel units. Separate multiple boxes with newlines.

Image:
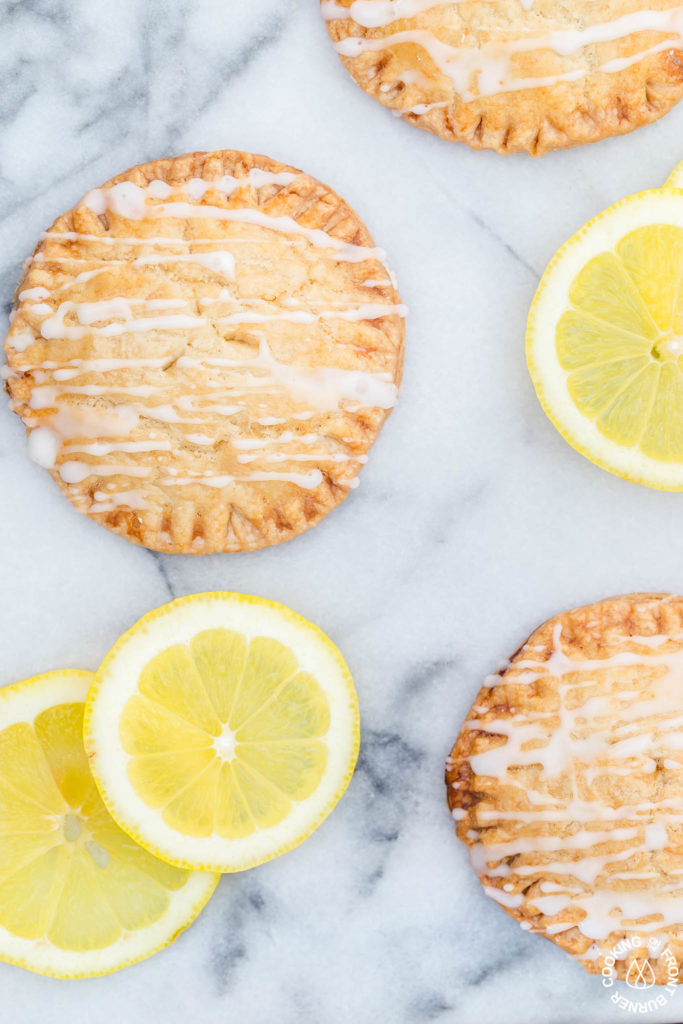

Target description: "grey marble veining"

left=2, top=1, right=683, bottom=1022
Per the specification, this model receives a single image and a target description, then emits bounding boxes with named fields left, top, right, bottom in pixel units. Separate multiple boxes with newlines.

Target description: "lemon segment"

left=0, top=671, right=217, bottom=978
left=527, top=190, right=683, bottom=488
left=84, top=593, right=360, bottom=873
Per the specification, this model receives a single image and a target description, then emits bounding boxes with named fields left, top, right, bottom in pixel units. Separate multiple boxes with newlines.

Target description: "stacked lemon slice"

left=0, top=595, right=358, bottom=977
left=84, top=594, right=359, bottom=873
left=0, top=671, right=217, bottom=978
left=527, top=161, right=683, bottom=489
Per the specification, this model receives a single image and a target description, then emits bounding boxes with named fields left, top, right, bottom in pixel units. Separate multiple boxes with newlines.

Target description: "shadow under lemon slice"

left=0, top=671, right=217, bottom=979
left=527, top=188, right=683, bottom=489
left=83, top=593, right=360, bottom=873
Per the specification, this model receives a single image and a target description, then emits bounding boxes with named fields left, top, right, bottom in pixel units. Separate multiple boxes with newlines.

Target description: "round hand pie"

left=322, top=0, right=683, bottom=154
left=3, top=150, right=405, bottom=553
left=447, top=593, right=683, bottom=981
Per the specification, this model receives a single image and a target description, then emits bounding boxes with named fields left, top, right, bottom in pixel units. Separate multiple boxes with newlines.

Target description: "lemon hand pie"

left=3, top=151, right=405, bottom=553
left=446, top=594, right=683, bottom=981
left=322, top=0, right=683, bottom=154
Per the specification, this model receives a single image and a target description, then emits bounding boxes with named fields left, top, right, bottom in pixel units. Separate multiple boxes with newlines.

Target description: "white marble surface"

left=2, top=1, right=683, bottom=1021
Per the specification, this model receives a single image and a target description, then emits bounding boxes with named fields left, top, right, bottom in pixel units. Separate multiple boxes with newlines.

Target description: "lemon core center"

left=651, top=335, right=683, bottom=362
left=214, top=726, right=237, bottom=761
left=63, top=813, right=83, bottom=842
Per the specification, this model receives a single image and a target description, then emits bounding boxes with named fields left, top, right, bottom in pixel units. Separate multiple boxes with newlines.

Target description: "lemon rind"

left=665, top=160, right=683, bottom=188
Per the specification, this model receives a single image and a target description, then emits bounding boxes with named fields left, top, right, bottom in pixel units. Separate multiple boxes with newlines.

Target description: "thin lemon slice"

left=0, top=671, right=217, bottom=978
left=665, top=159, right=683, bottom=187
left=84, top=594, right=359, bottom=872
left=527, top=189, right=683, bottom=489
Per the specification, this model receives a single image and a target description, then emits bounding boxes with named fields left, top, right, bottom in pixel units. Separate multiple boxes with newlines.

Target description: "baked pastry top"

left=3, top=151, right=405, bottom=553
left=446, top=594, right=683, bottom=981
left=322, top=0, right=683, bottom=154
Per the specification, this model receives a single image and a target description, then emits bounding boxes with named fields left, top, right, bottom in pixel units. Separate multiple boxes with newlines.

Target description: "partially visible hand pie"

left=446, top=593, right=683, bottom=981
left=322, top=0, right=683, bottom=154
left=3, top=150, right=405, bottom=553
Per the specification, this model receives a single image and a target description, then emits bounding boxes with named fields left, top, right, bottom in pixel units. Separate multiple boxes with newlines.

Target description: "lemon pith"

left=84, top=594, right=360, bottom=873
left=0, top=671, right=217, bottom=979
left=527, top=189, right=683, bottom=489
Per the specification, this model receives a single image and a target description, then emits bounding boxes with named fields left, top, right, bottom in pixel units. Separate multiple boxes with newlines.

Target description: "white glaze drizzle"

left=215, top=302, right=407, bottom=325
left=82, top=170, right=299, bottom=216
left=333, top=7, right=683, bottom=100
left=79, top=183, right=390, bottom=266
left=162, top=469, right=325, bottom=489
left=322, top=0, right=457, bottom=25
left=90, top=489, right=148, bottom=512
left=18, top=286, right=50, bottom=302
left=172, top=340, right=398, bottom=412
left=133, top=251, right=236, bottom=276
left=7, top=171, right=402, bottom=508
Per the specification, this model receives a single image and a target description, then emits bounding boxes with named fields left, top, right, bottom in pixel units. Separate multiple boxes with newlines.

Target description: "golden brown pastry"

left=3, top=151, right=405, bottom=553
left=322, top=0, right=683, bottom=154
left=446, top=594, right=683, bottom=981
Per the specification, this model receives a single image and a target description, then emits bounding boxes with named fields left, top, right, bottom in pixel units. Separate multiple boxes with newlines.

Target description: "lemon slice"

left=527, top=189, right=683, bottom=489
left=84, top=594, right=359, bottom=872
left=665, top=159, right=683, bottom=187
left=0, top=670, right=217, bottom=978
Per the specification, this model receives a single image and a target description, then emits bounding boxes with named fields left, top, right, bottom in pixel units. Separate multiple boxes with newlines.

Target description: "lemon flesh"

left=527, top=190, right=683, bottom=489
left=0, top=671, right=217, bottom=978
left=84, top=594, right=359, bottom=872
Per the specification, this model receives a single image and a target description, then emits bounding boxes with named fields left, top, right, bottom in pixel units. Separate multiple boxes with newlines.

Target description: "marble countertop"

left=2, top=1, right=683, bottom=1022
